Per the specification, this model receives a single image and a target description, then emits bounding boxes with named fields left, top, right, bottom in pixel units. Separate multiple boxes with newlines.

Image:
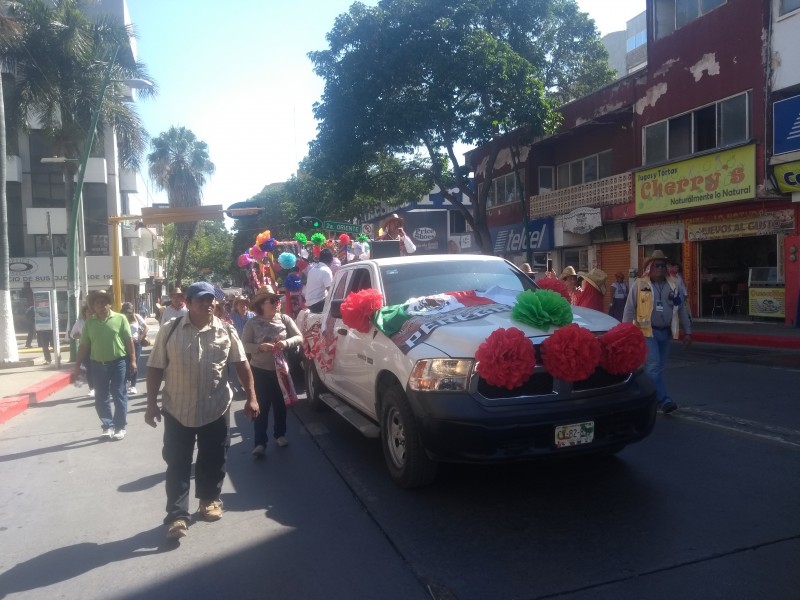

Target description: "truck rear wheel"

left=304, top=358, right=327, bottom=411
left=380, top=386, right=437, bottom=489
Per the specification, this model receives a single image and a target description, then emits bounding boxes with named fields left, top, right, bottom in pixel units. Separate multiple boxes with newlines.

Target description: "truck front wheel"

left=304, top=358, right=327, bottom=411
left=380, top=386, right=437, bottom=489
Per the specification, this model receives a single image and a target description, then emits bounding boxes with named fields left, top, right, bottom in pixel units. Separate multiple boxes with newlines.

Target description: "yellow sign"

left=635, top=145, right=755, bottom=215
left=748, top=287, right=785, bottom=318
left=686, top=209, right=795, bottom=241
left=773, top=161, right=800, bottom=194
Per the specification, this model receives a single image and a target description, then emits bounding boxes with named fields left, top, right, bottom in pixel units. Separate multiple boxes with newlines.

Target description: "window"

left=626, top=29, right=647, bottom=52
left=655, top=0, right=726, bottom=39
left=643, top=92, right=750, bottom=165
left=34, top=234, right=67, bottom=257
left=449, top=210, right=472, bottom=234
left=485, top=172, right=522, bottom=207
left=781, top=0, right=800, bottom=15
left=556, top=151, right=613, bottom=189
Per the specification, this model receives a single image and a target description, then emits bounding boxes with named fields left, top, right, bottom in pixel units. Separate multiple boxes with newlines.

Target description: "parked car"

left=300, top=254, right=657, bottom=488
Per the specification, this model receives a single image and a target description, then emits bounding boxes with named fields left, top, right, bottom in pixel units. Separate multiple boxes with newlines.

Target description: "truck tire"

left=380, top=386, right=438, bottom=489
left=304, top=358, right=327, bottom=412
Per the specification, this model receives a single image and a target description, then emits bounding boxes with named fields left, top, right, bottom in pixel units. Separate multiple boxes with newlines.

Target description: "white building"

left=4, top=0, right=163, bottom=327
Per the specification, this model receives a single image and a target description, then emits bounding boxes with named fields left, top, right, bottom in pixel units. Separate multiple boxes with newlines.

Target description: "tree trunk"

left=0, top=72, right=20, bottom=363
left=173, top=236, right=191, bottom=288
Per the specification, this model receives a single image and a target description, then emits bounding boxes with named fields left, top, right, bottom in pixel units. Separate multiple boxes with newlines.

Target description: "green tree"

left=309, top=0, right=612, bottom=253
left=147, top=126, right=215, bottom=288
left=160, top=220, right=235, bottom=286
left=3, top=0, right=154, bottom=232
left=0, top=0, right=21, bottom=363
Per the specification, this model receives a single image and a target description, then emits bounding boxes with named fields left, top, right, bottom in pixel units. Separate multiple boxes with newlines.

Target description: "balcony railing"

left=530, top=172, right=632, bottom=219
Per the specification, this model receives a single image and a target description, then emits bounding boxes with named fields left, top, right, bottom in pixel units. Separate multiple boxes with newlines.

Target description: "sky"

left=130, top=0, right=645, bottom=212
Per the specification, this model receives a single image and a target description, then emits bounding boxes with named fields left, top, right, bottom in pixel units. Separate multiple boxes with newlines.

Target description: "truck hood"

left=419, top=306, right=622, bottom=358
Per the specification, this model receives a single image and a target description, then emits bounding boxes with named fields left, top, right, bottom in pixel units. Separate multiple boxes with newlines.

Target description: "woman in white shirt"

left=121, top=302, right=149, bottom=395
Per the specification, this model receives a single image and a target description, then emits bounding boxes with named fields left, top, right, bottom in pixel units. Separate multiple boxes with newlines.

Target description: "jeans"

left=252, top=366, right=287, bottom=447
left=644, top=327, right=672, bottom=406
left=91, top=357, right=128, bottom=431
left=162, top=411, right=228, bottom=524
left=37, top=331, right=53, bottom=363
left=127, top=342, right=142, bottom=386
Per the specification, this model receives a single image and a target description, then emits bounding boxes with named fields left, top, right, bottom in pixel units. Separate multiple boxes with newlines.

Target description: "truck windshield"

left=379, top=260, right=537, bottom=306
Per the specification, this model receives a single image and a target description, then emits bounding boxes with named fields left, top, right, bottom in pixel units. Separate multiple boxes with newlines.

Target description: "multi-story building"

left=4, top=0, right=163, bottom=329
left=469, top=0, right=799, bottom=327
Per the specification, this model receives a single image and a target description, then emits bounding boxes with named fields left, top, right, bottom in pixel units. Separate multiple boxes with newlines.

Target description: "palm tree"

left=0, top=1, right=21, bottom=363
left=4, top=0, right=154, bottom=225
left=147, top=126, right=215, bottom=287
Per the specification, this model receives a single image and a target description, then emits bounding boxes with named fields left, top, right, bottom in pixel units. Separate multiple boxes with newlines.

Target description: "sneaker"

left=198, top=499, right=223, bottom=521
left=251, top=444, right=266, bottom=457
left=128, top=386, right=138, bottom=395
left=276, top=436, right=289, bottom=448
left=661, top=401, right=679, bottom=414
left=87, top=389, right=95, bottom=397
left=112, top=429, right=127, bottom=440
left=166, top=519, right=188, bottom=540
left=102, top=428, right=115, bottom=439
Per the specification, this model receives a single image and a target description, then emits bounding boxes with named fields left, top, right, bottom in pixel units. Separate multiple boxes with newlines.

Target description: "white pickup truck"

left=299, top=254, right=656, bottom=488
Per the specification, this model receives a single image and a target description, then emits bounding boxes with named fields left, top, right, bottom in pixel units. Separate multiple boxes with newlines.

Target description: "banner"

left=748, top=288, right=785, bottom=318
left=686, top=209, right=795, bottom=241
left=635, top=145, right=755, bottom=215
left=772, top=161, right=800, bottom=194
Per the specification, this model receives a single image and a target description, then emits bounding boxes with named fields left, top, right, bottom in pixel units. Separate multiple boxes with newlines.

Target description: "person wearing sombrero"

left=622, top=250, right=692, bottom=415
left=73, top=289, right=136, bottom=441
left=574, top=268, right=607, bottom=312
left=378, top=213, right=416, bottom=256
left=559, top=266, right=579, bottom=304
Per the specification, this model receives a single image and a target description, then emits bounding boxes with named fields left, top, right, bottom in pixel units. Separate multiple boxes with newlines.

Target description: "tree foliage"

left=160, top=220, right=235, bottom=287
left=147, top=126, right=215, bottom=288
left=308, top=0, right=613, bottom=253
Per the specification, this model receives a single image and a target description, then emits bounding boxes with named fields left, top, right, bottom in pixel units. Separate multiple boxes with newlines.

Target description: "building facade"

left=469, top=0, right=800, bottom=326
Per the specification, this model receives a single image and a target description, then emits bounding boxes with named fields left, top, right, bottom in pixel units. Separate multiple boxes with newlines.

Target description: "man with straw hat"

left=623, top=250, right=692, bottom=415
left=378, top=213, right=416, bottom=256
left=559, top=266, right=579, bottom=304
left=575, top=268, right=607, bottom=312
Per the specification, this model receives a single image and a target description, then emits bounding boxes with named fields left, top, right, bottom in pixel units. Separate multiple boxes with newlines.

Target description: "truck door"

left=325, top=266, right=378, bottom=417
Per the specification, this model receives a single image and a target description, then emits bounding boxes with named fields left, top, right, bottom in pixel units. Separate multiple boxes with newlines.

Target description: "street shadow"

left=118, top=471, right=165, bottom=493
left=0, top=436, right=108, bottom=463
left=0, top=526, right=174, bottom=599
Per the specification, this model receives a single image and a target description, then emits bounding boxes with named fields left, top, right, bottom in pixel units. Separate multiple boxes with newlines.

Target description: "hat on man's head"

left=577, top=268, right=608, bottom=295
left=559, top=266, right=577, bottom=280
left=170, top=287, right=185, bottom=297
left=185, top=282, right=216, bottom=301
left=251, top=285, right=281, bottom=306
left=233, top=295, right=249, bottom=306
left=380, top=213, right=404, bottom=230
left=87, top=289, right=112, bottom=304
left=643, top=249, right=669, bottom=271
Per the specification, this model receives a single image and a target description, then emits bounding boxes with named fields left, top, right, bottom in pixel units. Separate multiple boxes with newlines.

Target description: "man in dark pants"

left=145, top=281, right=259, bottom=541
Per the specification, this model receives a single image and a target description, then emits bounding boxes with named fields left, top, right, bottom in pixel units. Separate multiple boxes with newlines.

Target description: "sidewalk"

left=0, top=317, right=161, bottom=424
left=2, top=317, right=799, bottom=425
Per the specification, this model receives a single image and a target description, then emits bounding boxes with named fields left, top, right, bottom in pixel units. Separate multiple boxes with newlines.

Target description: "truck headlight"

left=408, top=359, right=473, bottom=392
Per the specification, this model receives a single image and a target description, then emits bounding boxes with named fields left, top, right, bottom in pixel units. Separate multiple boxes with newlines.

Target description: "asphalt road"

left=1, top=343, right=798, bottom=599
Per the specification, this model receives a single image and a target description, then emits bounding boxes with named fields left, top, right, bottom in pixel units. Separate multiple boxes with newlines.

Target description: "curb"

left=691, top=332, right=800, bottom=350
left=0, top=371, right=75, bottom=425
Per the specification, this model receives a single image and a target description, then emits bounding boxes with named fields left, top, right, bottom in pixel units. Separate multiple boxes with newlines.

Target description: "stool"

left=731, top=283, right=748, bottom=315
left=709, top=283, right=730, bottom=317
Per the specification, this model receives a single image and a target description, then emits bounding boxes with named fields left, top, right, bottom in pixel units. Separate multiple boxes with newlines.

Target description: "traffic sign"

left=322, top=220, right=362, bottom=235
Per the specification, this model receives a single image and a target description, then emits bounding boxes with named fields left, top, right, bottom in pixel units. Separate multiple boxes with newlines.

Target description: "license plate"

left=554, top=421, right=595, bottom=448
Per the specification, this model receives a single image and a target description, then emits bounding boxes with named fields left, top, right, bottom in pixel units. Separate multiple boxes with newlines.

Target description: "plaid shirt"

left=148, top=316, right=246, bottom=427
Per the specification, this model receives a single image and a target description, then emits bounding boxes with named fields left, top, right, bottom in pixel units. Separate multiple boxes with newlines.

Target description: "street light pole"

left=65, top=46, right=119, bottom=361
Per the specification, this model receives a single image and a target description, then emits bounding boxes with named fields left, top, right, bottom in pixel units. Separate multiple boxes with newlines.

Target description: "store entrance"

left=698, top=235, right=775, bottom=319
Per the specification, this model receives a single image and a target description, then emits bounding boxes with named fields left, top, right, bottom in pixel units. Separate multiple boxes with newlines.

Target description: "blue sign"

left=774, top=95, right=800, bottom=155
left=490, top=218, right=554, bottom=255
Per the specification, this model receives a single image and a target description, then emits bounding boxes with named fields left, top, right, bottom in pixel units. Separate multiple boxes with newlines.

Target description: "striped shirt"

left=148, top=315, right=246, bottom=427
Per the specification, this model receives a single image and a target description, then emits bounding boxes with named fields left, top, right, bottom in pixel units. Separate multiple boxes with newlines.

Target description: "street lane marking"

left=675, top=407, right=800, bottom=448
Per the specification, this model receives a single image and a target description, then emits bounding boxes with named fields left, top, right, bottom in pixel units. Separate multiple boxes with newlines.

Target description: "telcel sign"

left=491, top=218, right=554, bottom=254
left=773, top=161, right=800, bottom=194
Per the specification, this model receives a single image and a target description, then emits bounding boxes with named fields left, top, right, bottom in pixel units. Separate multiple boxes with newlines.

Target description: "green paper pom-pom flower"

left=310, top=232, right=326, bottom=246
left=294, top=232, right=308, bottom=245
left=511, top=289, right=573, bottom=331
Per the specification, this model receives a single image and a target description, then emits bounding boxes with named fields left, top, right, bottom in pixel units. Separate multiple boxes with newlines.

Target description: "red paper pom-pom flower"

left=541, top=324, right=601, bottom=382
left=535, top=277, right=571, bottom=301
left=341, top=288, right=384, bottom=333
left=338, top=233, right=351, bottom=246
left=599, top=322, right=647, bottom=375
left=475, top=328, right=537, bottom=390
